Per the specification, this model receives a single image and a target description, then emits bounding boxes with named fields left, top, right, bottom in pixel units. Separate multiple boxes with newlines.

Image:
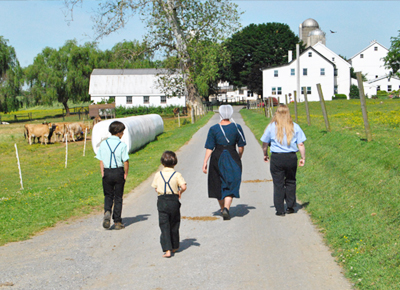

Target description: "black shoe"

left=222, top=207, right=231, bottom=220
left=103, top=211, right=111, bottom=229
left=275, top=212, right=285, bottom=217
left=286, top=207, right=295, bottom=214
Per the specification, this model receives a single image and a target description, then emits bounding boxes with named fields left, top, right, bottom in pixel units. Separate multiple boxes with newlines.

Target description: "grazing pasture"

left=241, top=98, right=400, bottom=290
left=0, top=109, right=212, bottom=246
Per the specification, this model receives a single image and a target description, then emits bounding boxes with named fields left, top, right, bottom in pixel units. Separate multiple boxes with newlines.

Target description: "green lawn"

left=0, top=111, right=213, bottom=246
left=241, top=99, right=400, bottom=290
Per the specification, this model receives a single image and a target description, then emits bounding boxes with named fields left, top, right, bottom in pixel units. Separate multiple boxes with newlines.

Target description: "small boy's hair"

left=109, top=121, right=125, bottom=135
left=161, top=151, right=178, bottom=167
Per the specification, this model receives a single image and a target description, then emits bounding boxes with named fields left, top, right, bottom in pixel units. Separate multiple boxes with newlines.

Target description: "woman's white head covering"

left=217, top=105, right=246, bottom=144
left=219, top=105, right=234, bottom=120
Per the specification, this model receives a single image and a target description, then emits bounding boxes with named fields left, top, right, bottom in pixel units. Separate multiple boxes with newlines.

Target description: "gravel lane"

left=0, top=107, right=353, bottom=290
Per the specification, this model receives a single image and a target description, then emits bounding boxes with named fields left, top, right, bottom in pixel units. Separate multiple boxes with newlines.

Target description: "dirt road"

left=0, top=107, right=353, bottom=290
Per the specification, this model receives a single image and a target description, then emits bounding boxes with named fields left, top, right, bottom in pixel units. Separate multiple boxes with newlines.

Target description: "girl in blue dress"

left=202, top=105, right=246, bottom=220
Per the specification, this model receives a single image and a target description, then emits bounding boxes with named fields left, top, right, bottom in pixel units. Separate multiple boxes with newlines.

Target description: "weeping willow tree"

left=0, top=36, right=23, bottom=113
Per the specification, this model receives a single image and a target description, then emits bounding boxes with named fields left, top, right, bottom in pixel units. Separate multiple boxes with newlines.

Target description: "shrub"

left=333, top=94, right=347, bottom=100
left=349, top=84, right=360, bottom=99
left=115, top=105, right=183, bottom=117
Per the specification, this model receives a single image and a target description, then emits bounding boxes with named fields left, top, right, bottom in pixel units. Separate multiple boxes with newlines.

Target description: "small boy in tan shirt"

left=151, top=151, right=187, bottom=258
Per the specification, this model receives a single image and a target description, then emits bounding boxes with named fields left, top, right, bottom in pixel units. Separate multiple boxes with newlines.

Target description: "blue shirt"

left=96, top=136, right=129, bottom=168
left=260, top=122, right=306, bottom=153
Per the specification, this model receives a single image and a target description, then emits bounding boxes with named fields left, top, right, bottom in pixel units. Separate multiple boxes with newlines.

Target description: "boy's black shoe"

left=103, top=211, right=111, bottom=229
left=286, top=207, right=295, bottom=214
left=114, top=222, right=125, bottom=230
left=222, top=207, right=231, bottom=220
left=275, top=212, right=285, bottom=217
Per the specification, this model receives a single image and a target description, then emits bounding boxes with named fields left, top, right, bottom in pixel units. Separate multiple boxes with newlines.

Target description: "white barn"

left=89, top=69, right=186, bottom=107
left=262, top=46, right=336, bottom=102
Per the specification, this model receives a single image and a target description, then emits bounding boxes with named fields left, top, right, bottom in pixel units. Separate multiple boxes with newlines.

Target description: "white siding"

left=263, top=48, right=335, bottom=103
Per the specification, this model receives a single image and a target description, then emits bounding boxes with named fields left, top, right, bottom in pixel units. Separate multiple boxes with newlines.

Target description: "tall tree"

left=0, top=36, right=23, bottom=113
left=221, top=23, right=302, bottom=95
left=65, top=0, right=241, bottom=112
left=25, top=40, right=101, bottom=115
left=384, top=30, right=400, bottom=78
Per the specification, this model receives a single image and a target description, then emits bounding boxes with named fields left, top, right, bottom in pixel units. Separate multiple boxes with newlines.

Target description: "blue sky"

left=1, top=1, right=399, bottom=67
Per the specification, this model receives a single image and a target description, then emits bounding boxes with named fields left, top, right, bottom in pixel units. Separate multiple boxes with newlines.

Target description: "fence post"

left=293, top=91, right=298, bottom=123
left=65, top=134, right=68, bottom=168
left=316, top=83, right=331, bottom=132
left=303, top=87, right=311, bottom=126
left=356, top=72, right=372, bottom=141
left=285, top=94, right=288, bottom=105
left=178, top=112, right=181, bottom=127
left=14, top=144, right=24, bottom=190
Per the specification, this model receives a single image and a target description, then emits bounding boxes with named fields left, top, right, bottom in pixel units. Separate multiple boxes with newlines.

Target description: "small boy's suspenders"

left=160, top=171, right=176, bottom=195
left=106, top=140, right=121, bottom=168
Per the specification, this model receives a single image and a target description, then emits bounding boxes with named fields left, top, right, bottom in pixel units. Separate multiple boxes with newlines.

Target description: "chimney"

left=288, top=50, right=293, bottom=63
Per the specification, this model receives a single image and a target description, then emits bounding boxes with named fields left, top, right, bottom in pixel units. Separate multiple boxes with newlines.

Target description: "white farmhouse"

left=262, top=46, right=336, bottom=102
left=313, top=42, right=351, bottom=97
left=350, top=40, right=400, bottom=96
left=89, top=69, right=186, bottom=107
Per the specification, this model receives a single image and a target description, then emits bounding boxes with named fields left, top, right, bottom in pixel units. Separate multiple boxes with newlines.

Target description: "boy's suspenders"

left=160, top=171, right=176, bottom=195
left=106, top=140, right=121, bottom=168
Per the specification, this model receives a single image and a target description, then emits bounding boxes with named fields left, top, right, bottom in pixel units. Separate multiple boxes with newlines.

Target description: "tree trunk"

left=63, top=102, right=70, bottom=116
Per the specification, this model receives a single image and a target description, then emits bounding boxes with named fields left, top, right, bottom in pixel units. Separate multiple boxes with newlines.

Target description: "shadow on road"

left=212, top=204, right=256, bottom=219
left=122, top=214, right=151, bottom=227
left=177, top=238, right=200, bottom=253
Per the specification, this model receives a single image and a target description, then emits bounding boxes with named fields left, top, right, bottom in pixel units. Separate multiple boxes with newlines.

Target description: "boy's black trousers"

left=103, top=167, right=125, bottom=223
left=270, top=152, right=298, bottom=213
left=157, top=194, right=181, bottom=252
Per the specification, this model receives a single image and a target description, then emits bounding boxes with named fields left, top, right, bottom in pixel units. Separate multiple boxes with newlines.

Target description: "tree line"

left=2, top=0, right=400, bottom=116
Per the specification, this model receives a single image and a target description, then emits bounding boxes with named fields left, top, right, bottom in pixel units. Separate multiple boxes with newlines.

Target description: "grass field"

left=241, top=99, right=400, bottom=290
left=0, top=110, right=213, bottom=246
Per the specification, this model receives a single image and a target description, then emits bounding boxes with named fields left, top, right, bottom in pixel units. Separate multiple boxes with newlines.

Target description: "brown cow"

left=93, top=115, right=101, bottom=127
left=25, top=123, right=56, bottom=145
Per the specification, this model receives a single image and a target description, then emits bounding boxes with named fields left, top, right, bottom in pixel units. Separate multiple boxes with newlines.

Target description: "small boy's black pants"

left=270, top=152, right=298, bottom=213
left=157, top=194, right=181, bottom=252
left=103, top=167, right=125, bottom=223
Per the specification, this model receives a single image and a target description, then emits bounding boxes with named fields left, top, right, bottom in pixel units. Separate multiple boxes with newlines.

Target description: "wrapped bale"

left=92, top=114, right=164, bottom=154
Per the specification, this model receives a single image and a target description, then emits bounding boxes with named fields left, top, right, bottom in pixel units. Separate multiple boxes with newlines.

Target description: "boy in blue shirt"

left=96, top=121, right=129, bottom=230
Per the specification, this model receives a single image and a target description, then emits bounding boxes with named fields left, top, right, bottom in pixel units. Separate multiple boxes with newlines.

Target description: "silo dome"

left=308, top=28, right=325, bottom=37
left=302, top=18, right=319, bottom=28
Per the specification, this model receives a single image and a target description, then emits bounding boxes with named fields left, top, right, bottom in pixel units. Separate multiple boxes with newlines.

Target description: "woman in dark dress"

left=202, top=105, right=246, bottom=220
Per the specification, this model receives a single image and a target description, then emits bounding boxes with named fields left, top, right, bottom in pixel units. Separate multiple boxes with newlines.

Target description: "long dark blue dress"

left=205, top=123, right=246, bottom=200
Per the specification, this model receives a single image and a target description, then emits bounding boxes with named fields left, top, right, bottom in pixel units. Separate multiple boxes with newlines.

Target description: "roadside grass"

left=240, top=99, right=400, bottom=290
left=0, top=112, right=213, bottom=246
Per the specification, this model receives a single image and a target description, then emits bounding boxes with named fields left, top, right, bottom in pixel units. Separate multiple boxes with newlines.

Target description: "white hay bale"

left=91, top=114, right=164, bottom=154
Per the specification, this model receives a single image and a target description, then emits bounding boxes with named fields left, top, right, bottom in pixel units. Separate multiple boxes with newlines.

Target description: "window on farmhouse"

left=301, top=87, right=304, bottom=95
left=388, top=85, right=392, bottom=92
left=272, top=87, right=276, bottom=95
left=274, top=70, right=278, bottom=77
left=239, top=89, right=244, bottom=95
left=307, top=87, right=311, bottom=94
left=277, top=87, right=282, bottom=95
left=374, top=46, right=378, bottom=51
left=377, top=85, right=380, bottom=91
left=303, top=68, right=307, bottom=76
left=332, top=57, right=335, bottom=62
left=334, top=85, right=338, bottom=94
left=143, top=96, right=149, bottom=104
left=126, top=96, right=132, bottom=104
left=320, top=68, right=325, bottom=76
left=308, top=52, right=312, bottom=57
left=334, top=69, right=338, bottom=76
left=160, top=96, right=166, bottom=104
left=291, top=69, right=295, bottom=76
left=360, top=54, right=364, bottom=58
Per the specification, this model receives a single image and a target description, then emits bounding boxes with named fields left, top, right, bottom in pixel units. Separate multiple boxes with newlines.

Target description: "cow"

left=67, top=122, right=84, bottom=142
left=53, top=122, right=70, bottom=142
left=93, top=115, right=101, bottom=127
left=25, top=123, right=57, bottom=145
